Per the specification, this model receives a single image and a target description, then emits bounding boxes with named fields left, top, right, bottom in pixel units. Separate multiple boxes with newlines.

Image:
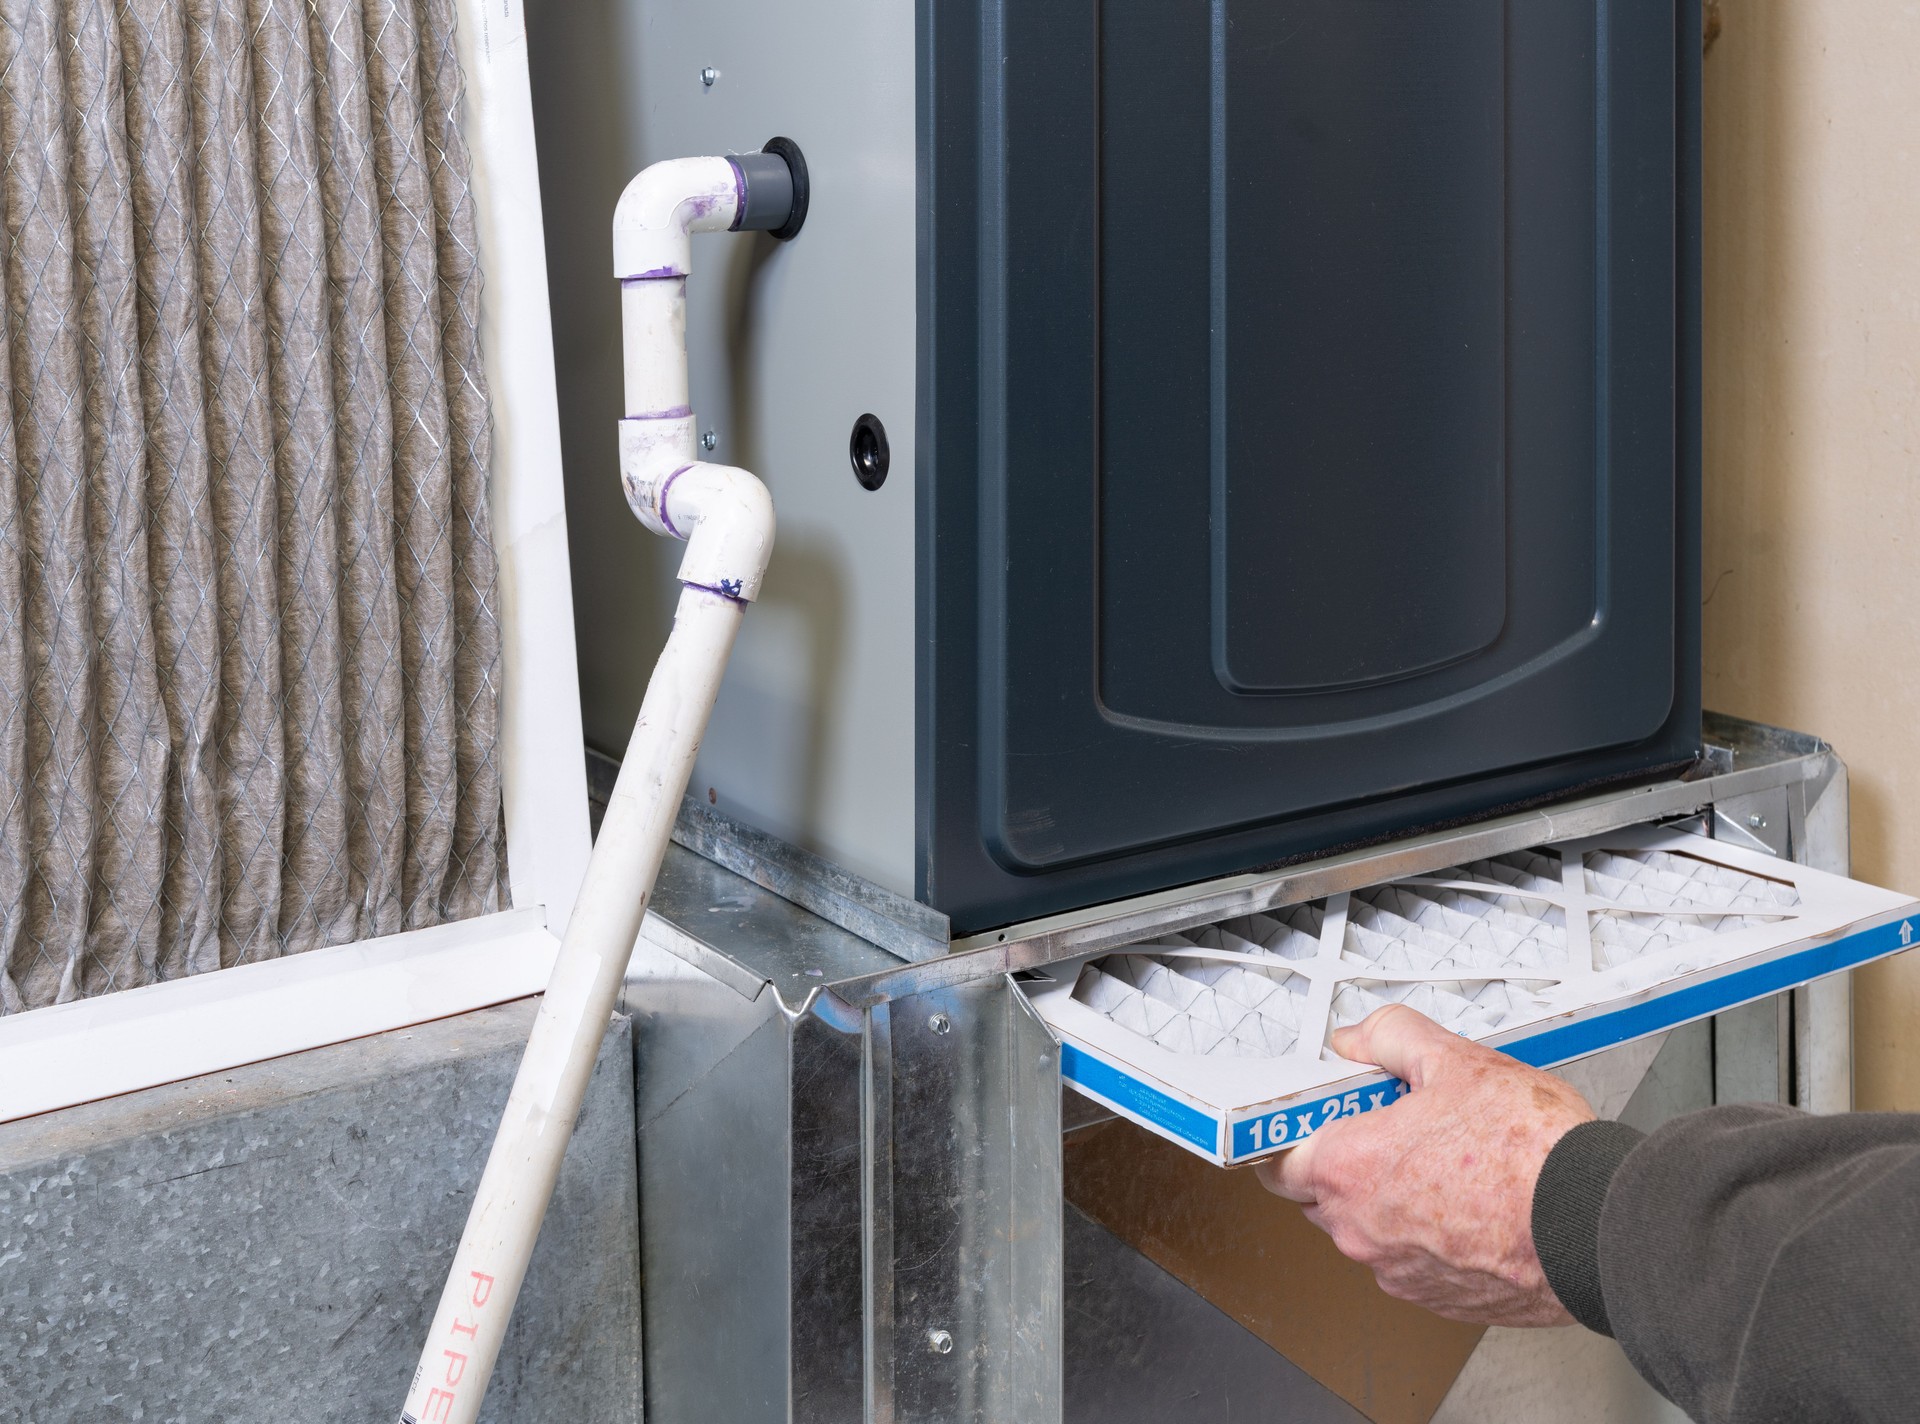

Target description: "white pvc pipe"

left=611, top=155, right=741, bottom=280
left=621, top=276, right=689, bottom=416
left=400, top=155, right=774, bottom=1424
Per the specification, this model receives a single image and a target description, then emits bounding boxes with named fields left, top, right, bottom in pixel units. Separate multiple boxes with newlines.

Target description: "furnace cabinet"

left=607, top=0, right=1701, bottom=935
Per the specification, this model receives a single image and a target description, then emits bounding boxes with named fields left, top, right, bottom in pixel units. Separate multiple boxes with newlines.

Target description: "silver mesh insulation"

left=0, top=0, right=503, bottom=1012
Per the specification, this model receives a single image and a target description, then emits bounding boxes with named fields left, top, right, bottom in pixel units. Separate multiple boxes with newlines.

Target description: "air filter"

left=1023, top=826, right=1919, bottom=1165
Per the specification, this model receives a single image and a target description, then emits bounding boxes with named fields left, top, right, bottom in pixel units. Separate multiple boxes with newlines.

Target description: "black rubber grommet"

left=762, top=136, right=808, bottom=242
left=849, top=413, right=889, bottom=491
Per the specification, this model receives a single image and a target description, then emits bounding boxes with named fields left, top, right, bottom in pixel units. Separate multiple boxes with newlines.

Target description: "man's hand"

left=1256, top=1004, right=1594, bottom=1327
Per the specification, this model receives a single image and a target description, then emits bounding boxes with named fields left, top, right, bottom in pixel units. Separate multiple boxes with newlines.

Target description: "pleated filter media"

left=1023, top=825, right=1920, bottom=1165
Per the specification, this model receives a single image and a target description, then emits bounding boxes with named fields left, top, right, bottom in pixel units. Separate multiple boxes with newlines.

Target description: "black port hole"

left=849, top=413, right=889, bottom=491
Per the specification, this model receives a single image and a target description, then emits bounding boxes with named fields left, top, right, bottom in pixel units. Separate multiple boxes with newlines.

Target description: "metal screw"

left=701, top=66, right=719, bottom=87
left=927, top=1328, right=954, bottom=1355
left=928, top=1012, right=951, bottom=1035
left=1748, top=813, right=1767, bottom=829
left=701, top=429, right=718, bottom=451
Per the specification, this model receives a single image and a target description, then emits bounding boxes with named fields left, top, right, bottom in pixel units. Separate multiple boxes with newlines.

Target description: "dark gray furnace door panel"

left=1210, top=3, right=1507, bottom=696
left=920, top=0, right=1702, bottom=931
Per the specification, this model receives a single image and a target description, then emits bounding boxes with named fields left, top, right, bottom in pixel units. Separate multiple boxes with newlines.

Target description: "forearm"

left=1533, top=1104, right=1920, bottom=1424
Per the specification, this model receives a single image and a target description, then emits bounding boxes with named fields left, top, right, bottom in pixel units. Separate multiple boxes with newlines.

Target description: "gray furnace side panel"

left=531, top=0, right=919, bottom=896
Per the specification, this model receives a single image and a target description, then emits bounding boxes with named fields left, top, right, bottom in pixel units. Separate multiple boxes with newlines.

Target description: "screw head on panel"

left=701, top=66, right=719, bottom=87
left=927, top=1328, right=954, bottom=1355
left=701, top=429, right=718, bottom=451
left=928, top=1012, right=952, bottom=1035
left=1748, top=813, right=1766, bottom=829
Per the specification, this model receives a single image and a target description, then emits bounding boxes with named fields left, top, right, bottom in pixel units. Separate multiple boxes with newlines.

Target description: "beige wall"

left=1702, top=3, right=1920, bottom=1108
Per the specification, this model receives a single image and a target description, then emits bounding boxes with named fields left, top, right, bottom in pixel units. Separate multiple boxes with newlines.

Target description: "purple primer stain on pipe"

left=656, top=463, right=697, bottom=538
left=683, top=579, right=747, bottom=603
left=623, top=405, right=693, bottom=421
left=624, top=265, right=688, bottom=281
left=726, top=158, right=748, bottom=231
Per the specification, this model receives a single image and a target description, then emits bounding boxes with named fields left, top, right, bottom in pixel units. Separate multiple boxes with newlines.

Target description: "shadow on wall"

left=714, top=235, right=850, bottom=838
left=526, top=0, right=660, bottom=752
left=723, top=234, right=780, bottom=471
left=742, top=537, right=848, bottom=844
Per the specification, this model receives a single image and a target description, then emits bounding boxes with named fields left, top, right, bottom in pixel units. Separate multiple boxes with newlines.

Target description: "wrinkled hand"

left=1256, top=1004, right=1594, bottom=1327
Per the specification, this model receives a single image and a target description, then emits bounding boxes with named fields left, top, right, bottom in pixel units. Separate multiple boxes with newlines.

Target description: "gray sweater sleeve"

left=1531, top=1104, right=1920, bottom=1424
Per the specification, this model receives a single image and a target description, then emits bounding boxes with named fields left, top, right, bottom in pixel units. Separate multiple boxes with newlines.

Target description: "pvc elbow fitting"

left=611, top=141, right=807, bottom=279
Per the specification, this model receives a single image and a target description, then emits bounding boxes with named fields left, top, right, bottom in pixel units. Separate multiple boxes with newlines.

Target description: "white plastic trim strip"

left=453, top=0, right=593, bottom=934
left=0, top=908, right=559, bottom=1124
